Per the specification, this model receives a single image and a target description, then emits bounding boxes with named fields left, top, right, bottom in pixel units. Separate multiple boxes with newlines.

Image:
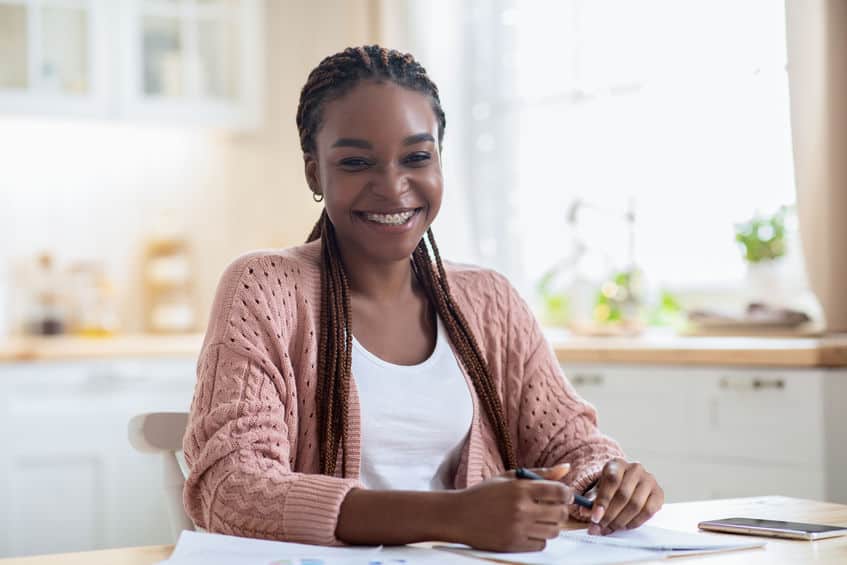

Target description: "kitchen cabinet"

left=0, top=357, right=196, bottom=558
left=0, top=0, right=110, bottom=117
left=0, top=0, right=263, bottom=129
left=118, top=0, right=263, bottom=128
left=563, top=363, right=847, bottom=504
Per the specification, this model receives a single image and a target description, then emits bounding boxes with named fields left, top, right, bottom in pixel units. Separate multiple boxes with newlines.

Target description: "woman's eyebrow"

left=332, top=138, right=372, bottom=149
left=404, top=133, right=435, bottom=145
left=331, top=133, right=434, bottom=149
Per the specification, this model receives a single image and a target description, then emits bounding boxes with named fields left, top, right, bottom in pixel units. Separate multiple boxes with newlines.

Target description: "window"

left=397, top=0, right=797, bottom=299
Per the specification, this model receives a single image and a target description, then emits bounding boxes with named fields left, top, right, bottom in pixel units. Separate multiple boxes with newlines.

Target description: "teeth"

left=364, top=210, right=416, bottom=225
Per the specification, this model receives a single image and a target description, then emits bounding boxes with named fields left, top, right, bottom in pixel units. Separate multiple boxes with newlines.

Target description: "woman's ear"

left=304, top=153, right=321, bottom=197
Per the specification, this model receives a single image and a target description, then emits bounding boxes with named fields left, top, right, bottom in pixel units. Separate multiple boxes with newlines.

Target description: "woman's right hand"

left=447, top=464, right=573, bottom=552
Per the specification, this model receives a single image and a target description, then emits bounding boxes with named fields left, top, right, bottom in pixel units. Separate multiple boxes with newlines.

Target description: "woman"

left=183, top=45, right=663, bottom=552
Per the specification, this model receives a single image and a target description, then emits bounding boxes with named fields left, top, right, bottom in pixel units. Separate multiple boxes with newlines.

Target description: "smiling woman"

left=306, top=81, right=442, bottom=264
left=181, top=45, right=662, bottom=552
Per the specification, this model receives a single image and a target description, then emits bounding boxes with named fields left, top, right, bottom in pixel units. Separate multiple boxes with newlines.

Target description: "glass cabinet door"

left=40, top=3, right=90, bottom=94
left=136, top=0, right=243, bottom=104
left=0, top=1, right=93, bottom=96
left=0, top=3, right=29, bottom=90
left=141, top=13, right=184, bottom=96
left=0, top=0, right=261, bottom=126
left=127, top=0, right=261, bottom=128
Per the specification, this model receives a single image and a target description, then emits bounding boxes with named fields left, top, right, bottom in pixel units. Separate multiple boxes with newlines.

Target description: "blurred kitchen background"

left=2, top=0, right=846, bottom=559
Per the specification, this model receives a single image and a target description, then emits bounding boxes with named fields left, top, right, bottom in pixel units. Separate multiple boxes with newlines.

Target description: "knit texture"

left=183, top=240, right=624, bottom=545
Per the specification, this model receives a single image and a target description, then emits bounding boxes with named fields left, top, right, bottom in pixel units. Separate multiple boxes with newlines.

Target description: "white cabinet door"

left=0, top=0, right=111, bottom=117
left=634, top=456, right=826, bottom=503
left=119, top=0, right=264, bottom=129
left=565, top=367, right=693, bottom=456
left=0, top=0, right=264, bottom=128
left=698, top=370, right=826, bottom=466
left=563, top=363, right=836, bottom=503
left=0, top=357, right=196, bottom=558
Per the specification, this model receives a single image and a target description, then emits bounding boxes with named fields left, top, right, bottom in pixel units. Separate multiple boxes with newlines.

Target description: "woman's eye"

left=339, top=158, right=371, bottom=170
left=404, top=152, right=432, bottom=165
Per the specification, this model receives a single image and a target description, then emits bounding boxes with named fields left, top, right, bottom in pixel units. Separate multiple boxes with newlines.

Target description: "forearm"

left=336, top=488, right=459, bottom=545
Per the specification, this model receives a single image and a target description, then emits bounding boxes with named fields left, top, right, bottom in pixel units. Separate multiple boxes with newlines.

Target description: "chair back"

left=128, top=412, right=194, bottom=541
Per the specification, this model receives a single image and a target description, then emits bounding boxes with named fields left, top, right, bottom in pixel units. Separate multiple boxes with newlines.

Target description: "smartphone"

left=698, top=517, right=847, bottom=540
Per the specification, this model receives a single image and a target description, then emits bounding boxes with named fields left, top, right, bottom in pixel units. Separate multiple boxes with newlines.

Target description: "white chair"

left=128, top=412, right=195, bottom=542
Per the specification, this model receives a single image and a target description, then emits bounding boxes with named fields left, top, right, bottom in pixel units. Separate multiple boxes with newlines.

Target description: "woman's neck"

left=338, top=245, right=417, bottom=304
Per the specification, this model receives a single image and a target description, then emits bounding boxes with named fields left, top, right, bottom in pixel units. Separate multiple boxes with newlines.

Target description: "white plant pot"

left=745, top=259, right=787, bottom=305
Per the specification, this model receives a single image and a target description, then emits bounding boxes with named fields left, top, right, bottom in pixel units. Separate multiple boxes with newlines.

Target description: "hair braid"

left=300, top=46, right=516, bottom=476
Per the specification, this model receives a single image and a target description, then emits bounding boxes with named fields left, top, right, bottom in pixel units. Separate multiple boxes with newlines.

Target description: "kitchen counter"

left=3, top=331, right=847, bottom=367
left=0, top=333, right=204, bottom=362
left=549, top=330, right=847, bottom=367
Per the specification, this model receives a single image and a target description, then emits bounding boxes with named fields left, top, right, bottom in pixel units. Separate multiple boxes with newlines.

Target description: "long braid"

left=300, top=45, right=517, bottom=475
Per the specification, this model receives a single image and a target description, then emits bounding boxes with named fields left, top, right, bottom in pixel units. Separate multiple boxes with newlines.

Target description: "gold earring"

left=312, top=192, right=324, bottom=202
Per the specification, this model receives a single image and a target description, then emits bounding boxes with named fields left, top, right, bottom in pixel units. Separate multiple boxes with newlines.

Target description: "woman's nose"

left=371, top=163, right=409, bottom=198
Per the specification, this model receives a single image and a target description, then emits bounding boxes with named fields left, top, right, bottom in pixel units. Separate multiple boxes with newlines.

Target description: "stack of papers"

left=447, top=526, right=766, bottom=564
left=561, top=525, right=767, bottom=554
left=158, top=530, right=483, bottom=565
left=160, top=526, right=765, bottom=565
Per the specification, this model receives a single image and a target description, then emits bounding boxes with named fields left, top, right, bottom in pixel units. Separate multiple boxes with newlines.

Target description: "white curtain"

left=786, top=0, right=847, bottom=332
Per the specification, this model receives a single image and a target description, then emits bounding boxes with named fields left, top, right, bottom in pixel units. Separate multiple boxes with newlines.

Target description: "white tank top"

left=352, top=316, right=474, bottom=491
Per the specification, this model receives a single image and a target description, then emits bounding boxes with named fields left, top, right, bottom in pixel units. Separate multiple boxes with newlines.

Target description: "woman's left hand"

left=581, top=459, right=664, bottom=535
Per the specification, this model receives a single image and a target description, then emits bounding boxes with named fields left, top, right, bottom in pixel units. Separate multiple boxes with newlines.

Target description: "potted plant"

left=734, top=206, right=789, bottom=301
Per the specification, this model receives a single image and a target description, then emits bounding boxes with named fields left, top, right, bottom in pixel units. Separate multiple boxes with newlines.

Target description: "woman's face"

left=305, top=81, right=443, bottom=264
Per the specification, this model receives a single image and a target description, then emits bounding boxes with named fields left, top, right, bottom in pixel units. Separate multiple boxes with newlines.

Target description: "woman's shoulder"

left=443, top=260, right=519, bottom=315
left=444, top=260, right=513, bottom=289
left=203, top=241, right=322, bottom=346
left=219, top=240, right=322, bottom=287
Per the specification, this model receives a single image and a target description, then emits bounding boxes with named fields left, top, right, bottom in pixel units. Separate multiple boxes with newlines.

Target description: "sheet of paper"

left=158, top=530, right=483, bottom=565
left=560, top=525, right=766, bottom=552
left=440, top=525, right=766, bottom=564
left=439, top=538, right=661, bottom=565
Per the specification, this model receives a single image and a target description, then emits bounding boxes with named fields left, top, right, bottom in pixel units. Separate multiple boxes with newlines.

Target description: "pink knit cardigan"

left=183, top=240, right=624, bottom=545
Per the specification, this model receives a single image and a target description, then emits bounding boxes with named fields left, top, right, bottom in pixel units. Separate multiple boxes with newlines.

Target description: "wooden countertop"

left=2, top=496, right=845, bottom=564
left=548, top=330, right=847, bottom=368
left=0, top=334, right=204, bottom=363
left=2, top=331, right=847, bottom=368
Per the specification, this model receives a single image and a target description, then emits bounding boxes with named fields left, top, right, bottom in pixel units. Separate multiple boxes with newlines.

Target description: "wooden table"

left=1, top=497, right=845, bottom=564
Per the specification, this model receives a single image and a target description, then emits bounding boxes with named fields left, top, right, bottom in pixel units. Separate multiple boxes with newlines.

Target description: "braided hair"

left=297, top=45, right=517, bottom=476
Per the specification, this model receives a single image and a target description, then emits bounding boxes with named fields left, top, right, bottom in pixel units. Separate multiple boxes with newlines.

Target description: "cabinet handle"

left=570, top=373, right=605, bottom=386
left=719, top=376, right=785, bottom=391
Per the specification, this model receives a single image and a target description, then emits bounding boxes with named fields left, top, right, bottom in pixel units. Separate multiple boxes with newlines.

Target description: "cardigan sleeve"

left=500, top=275, right=625, bottom=512
left=181, top=255, right=360, bottom=546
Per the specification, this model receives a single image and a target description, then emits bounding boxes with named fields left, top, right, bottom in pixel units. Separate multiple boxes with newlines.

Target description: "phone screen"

left=710, top=517, right=844, bottom=534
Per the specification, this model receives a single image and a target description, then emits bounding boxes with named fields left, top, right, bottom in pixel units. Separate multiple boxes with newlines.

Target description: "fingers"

left=589, top=459, right=623, bottom=526
left=597, top=463, right=642, bottom=532
left=502, top=463, right=571, bottom=481
left=527, top=508, right=565, bottom=548
left=532, top=499, right=570, bottom=528
left=573, top=505, right=593, bottom=521
left=538, top=463, right=571, bottom=482
left=606, top=479, right=652, bottom=531
left=586, top=460, right=665, bottom=536
left=624, top=489, right=664, bottom=530
left=529, top=481, right=574, bottom=506
left=528, top=522, right=561, bottom=543
left=521, top=538, right=548, bottom=552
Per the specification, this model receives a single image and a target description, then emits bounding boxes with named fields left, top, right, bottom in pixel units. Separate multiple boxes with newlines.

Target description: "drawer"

left=564, top=367, right=693, bottom=456
left=635, top=455, right=826, bottom=503
left=695, top=370, right=825, bottom=466
left=563, top=364, right=827, bottom=467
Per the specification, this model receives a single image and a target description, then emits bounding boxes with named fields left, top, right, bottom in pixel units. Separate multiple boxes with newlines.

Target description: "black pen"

left=516, top=467, right=594, bottom=509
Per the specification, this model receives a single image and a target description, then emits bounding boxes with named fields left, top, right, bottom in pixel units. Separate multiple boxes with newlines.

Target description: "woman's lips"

left=354, top=207, right=424, bottom=232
